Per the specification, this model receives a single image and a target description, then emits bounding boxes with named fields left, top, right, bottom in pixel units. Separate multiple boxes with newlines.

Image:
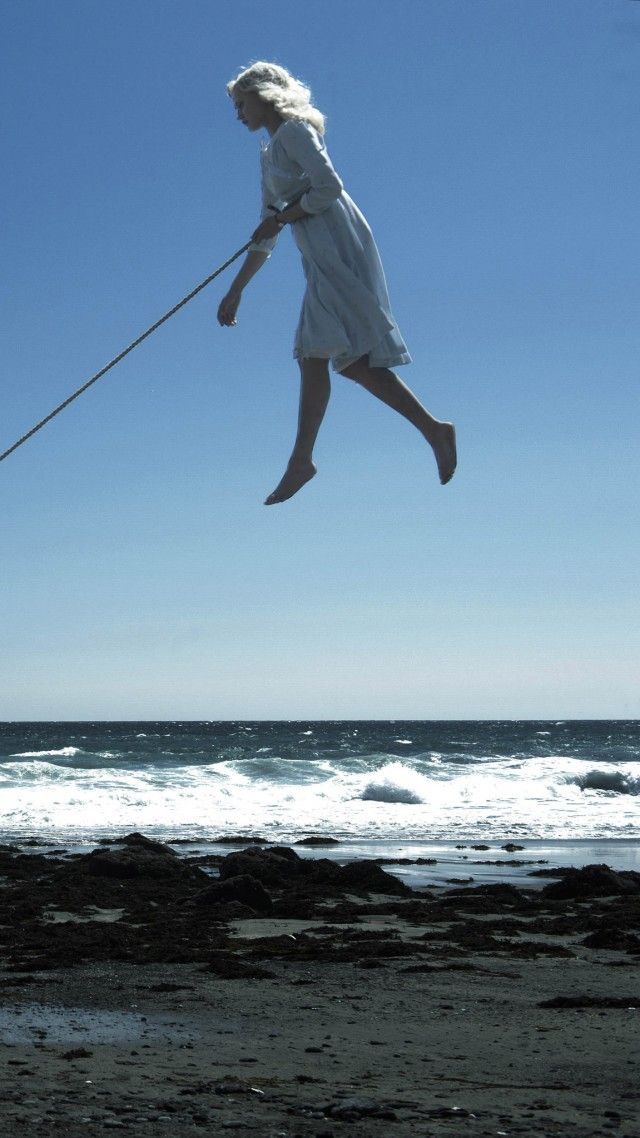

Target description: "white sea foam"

left=10, top=747, right=84, bottom=759
left=0, top=749, right=637, bottom=843
left=1, top=722, right=639, bottom=844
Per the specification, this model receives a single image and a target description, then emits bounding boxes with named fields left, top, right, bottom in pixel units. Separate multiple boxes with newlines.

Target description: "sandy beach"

left=1, top=834, right=639, bottom=1137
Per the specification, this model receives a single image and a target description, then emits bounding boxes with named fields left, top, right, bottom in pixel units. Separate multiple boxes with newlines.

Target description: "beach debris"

left=425, top=1105, right=477, bottom=1118
left=201, top=951, right=275, bottom=979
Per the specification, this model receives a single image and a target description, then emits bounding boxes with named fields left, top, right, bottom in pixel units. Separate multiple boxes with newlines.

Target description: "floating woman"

left=217, top=62, right=457, bottom=505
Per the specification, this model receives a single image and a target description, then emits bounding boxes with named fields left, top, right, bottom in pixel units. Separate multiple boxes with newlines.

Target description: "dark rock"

left=267, top=845, right=304, bottom=862
left=437, top=883, right=529, bottom=910
left=182, top=853, right=224, bottom=867
left=502, top=843, right=525, bottom=852
left=78, top=832, right=194, bottom=881
left=503, top=940, right=574, bottom=958
left=83, top=848, right=185, bottom=879
left=219, top=847, right=303, bottom=886
left=471, top=858, right=537, bottom=867
left=426, top=1106, right=475, bottom=1118
left=192, top=874, right=273, bottom=913
left=327, top=1096, right=396, bottom=1120
left=146, top=982, right=195, bottom=992
left=215, top=1079, right=253, bottom=1094
left=542, top=865, right=640, bottom=899
left=97, top=833, right=178, bottom=856
left=200, top=900, right=259, bottom=920
left=528, top=866, right=577, bottom=877
left=295, top=836, right=341, bottom=846
left=470, top=883, right=527, bottom=904
left=539, top=995, right=640, bottom=1009
left=212, top=835, right=268, bottom=844
left=336, top=860, right=411, bottom=896
left=218, top=846, right=348, bottom=898
left=582, top=927, right=640, bottom=951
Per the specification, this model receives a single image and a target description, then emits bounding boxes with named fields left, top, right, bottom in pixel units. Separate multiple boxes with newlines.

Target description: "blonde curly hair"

left=227, top=61, right=326, bottom=135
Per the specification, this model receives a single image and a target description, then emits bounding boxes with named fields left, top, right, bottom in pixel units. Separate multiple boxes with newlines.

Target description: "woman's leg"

left=264, top=357, right=331, bottom=505
left=340, top=356, right=457, bottom=484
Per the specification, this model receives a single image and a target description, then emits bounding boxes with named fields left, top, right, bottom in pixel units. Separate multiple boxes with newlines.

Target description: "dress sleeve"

left=248, top=169, right=280, bottom=256
left=279, top=121, right=343, bottom=214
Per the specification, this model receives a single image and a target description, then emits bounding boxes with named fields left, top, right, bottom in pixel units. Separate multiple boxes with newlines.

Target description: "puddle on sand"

left=0, top=1004, right=197, bottom=1045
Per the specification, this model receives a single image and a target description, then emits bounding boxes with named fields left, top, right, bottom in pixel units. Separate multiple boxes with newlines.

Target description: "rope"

left=0, top=239, right=253, bottom=465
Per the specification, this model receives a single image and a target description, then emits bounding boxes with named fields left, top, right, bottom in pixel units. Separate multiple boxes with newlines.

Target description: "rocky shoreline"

left=1, top=833, right=639, bottom=1136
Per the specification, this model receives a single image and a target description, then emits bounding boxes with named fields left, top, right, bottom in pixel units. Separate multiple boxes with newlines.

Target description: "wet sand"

left=1, top=833, right=639, bottom=1136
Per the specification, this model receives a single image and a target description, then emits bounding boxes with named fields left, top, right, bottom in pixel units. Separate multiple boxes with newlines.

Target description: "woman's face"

left=233, top=89, right=268, bottom=132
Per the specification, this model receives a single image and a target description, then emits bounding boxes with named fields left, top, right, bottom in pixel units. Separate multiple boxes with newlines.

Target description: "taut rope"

left=0, top=240, right=252, bottom=465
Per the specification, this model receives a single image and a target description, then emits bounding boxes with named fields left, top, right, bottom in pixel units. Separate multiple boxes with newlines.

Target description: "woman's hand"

left=251, top=215, right=283, bottom=244
left=217, top=288, right=241, bottom=326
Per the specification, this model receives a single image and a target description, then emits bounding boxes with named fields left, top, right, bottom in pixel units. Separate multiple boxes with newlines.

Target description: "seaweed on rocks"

left=1, top=835, right=638, bottom=978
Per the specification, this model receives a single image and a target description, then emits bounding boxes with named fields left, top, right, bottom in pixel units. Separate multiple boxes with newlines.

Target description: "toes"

left=438, top=425, right=457, bottom=484
left=264, top=463, right=316, bottom=505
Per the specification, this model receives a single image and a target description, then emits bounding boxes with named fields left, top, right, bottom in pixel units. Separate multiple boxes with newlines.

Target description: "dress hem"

left=293, top=347, right=412, bottom=372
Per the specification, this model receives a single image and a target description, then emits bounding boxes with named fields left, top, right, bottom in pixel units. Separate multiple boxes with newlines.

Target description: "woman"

left=217, top=62, right=456, bottom=505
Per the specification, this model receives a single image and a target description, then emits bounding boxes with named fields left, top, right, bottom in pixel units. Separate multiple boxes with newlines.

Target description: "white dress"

left=250, top=119, right=411, bottom=373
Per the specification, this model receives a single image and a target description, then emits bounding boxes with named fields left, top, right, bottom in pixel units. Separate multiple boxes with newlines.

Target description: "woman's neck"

left=264, top=107, right=285, bottom=137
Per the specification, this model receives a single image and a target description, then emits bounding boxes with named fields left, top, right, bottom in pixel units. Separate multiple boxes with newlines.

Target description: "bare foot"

left=264, top=459, right=317, bottom=505
left=431, top=422, right=457, bottom=485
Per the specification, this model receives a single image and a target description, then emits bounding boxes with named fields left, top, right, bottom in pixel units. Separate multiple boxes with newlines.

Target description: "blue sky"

left=1, top=0, right=638, bottom=719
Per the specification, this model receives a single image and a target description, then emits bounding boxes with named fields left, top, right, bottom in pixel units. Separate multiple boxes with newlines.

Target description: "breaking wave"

left=1, top=721, right=638, bottom=842
left=573, top=769, right=640, bottom=795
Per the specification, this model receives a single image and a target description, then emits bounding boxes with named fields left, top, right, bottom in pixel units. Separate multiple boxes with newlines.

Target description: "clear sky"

left=1, top=0, right=638, bottom=720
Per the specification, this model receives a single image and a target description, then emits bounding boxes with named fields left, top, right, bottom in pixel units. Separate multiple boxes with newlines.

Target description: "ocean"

left=1, top=721, right=637, bottom=851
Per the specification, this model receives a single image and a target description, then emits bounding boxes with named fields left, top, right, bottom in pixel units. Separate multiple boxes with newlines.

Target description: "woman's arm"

left=217, top=249, right=269, bottom=326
